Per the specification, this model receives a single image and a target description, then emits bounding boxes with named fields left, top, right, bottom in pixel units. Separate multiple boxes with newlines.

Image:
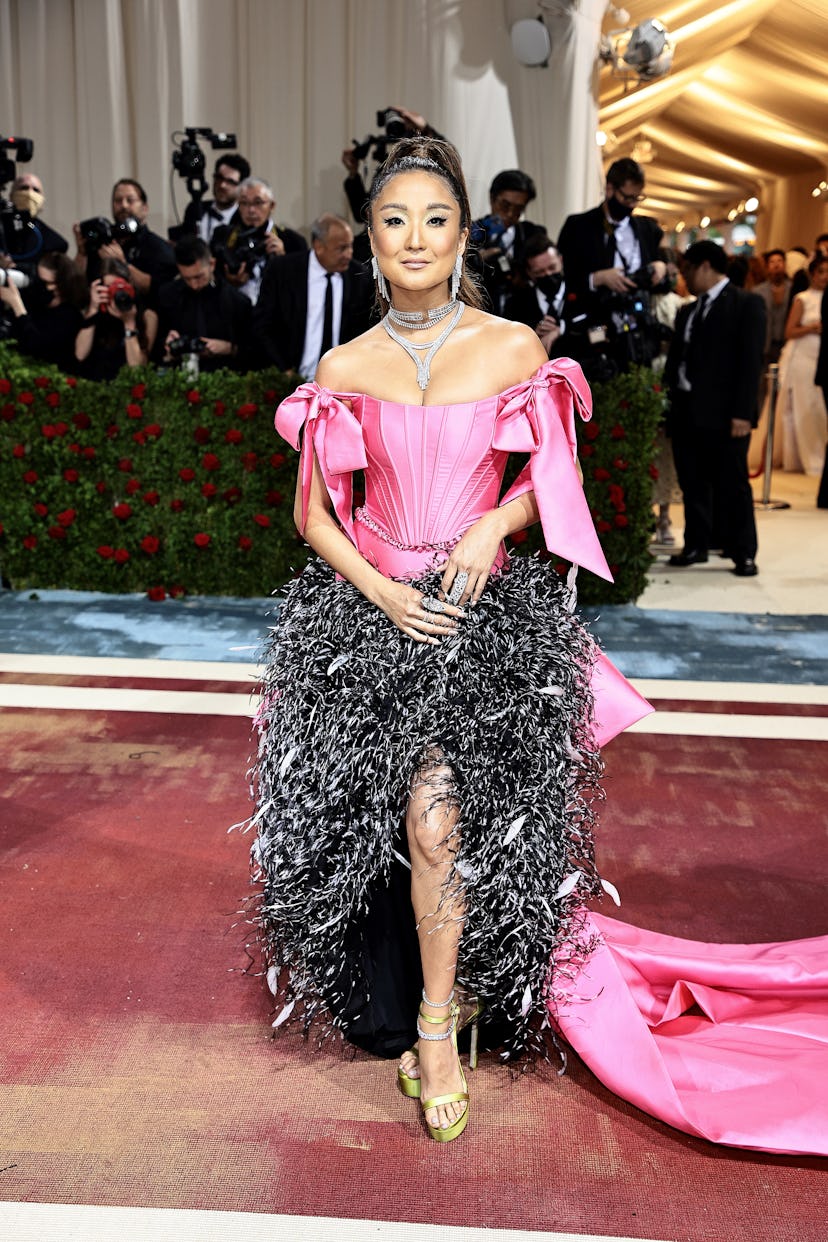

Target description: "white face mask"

left=12, top=188, right=45, bottom=218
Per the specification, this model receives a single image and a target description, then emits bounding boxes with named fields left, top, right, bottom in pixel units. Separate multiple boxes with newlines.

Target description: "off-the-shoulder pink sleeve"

left=493, top=358, right=613, bottom=582
left=275, top=382, right=367, bottom=542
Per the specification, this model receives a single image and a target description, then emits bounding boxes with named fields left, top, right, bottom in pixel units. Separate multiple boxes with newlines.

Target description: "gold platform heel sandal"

left=417, top=998, right=469, bottom=1143
left=397, top=989, right=483, bottom=1098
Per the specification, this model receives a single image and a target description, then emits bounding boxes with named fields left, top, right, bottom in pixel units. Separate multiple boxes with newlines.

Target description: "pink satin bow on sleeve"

left=494, top=359, right=613, bottom=582
left=274, top=382, right=367, bottom=542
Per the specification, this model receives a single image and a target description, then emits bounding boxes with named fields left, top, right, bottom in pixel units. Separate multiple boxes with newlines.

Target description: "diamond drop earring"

left=371, top=255, right=390, bottom=302
left=450, top=252, right=463, bottom=300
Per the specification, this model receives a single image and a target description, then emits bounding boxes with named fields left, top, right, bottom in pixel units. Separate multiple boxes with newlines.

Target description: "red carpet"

left=0, top=703, right=826, bottom=1240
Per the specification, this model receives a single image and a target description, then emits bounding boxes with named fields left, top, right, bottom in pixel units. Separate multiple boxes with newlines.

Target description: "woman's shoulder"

left=462, top=307, right=549, bottom=387
left=314, top=325, right=385, bottom=394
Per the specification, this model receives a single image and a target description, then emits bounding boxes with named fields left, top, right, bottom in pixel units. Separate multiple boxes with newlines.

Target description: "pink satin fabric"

left=274, top=359, right=653, bottom=744
left=553, top=911, right=828, bottom=1156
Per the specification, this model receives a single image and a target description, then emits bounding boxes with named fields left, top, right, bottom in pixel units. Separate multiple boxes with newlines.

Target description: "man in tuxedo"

left=180, top=153, right=250, bottom=245
left=557, top=157, right=666, bottom=329
left=504, top=234, right=567, bottom=357
left=470, top=169, right=545, bottom=314
left=664, top=240, right=766, bottom=577
left=254, top=213, right=373, bottom=375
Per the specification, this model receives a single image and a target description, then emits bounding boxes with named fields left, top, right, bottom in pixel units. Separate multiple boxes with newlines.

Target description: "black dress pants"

left=670, top=394, right=758, bottom=561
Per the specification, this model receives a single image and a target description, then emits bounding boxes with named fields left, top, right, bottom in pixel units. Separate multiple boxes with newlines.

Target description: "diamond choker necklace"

left=382, top=301, right=465, bottom=391
left=386, top=299, right=457, bottom=330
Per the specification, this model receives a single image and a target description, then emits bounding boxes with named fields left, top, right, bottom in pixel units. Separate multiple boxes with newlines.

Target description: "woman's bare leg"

left=402, top=759, right=467, bottom=1132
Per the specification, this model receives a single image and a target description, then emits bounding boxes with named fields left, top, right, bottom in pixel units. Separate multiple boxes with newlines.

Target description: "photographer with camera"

left=74, top=179, right=176, bottom=299
left=0, top=251, right=85, bottom=372
left=212, top=177, right=305, bottom=306
left=6, top=172, right=68, bottom=258
left=156, top=235, right=252, bottom=373
left=469, top=170, right=545, bottom=315
left=74, top=256, right=157, bottom=380
left=557, top=158, right=666, bottom=368
left=504, top=234, right=568, bottom=357
left=181, top=153, right=250, bottom=245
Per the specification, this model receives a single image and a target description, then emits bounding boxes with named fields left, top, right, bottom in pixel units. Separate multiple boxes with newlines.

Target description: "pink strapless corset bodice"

left=275, top=358, right=614, bottom=582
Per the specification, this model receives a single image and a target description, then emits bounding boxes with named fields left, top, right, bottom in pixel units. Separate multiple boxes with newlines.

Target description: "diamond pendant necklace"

left=382, top=302, right=465, bottom=391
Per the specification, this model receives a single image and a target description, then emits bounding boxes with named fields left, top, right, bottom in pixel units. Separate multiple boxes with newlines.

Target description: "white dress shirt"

left=197, top=202, right=237, bottom=244
left=678, top=276, right=729, bottom=390
left=299, top=250, right=344, bottom=379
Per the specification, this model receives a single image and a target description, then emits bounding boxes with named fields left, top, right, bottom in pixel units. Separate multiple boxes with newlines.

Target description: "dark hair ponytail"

left=367, top=137, right=484, bottom=311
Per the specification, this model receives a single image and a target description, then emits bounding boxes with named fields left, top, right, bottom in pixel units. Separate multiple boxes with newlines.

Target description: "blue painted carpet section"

left=0, top=589, right=826, bottom=684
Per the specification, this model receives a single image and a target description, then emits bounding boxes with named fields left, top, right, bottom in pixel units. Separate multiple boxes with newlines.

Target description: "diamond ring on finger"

left=446, top=572, right=469, bottom=606
left=422, top=596, right=446, bottom=614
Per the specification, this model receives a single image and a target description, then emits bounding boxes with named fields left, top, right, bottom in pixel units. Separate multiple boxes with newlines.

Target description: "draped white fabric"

left=0, top=0, right=602, bottom=250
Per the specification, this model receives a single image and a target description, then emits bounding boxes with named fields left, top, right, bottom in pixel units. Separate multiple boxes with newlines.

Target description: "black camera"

left=171, top=127, right=237, bottom=203
left=218, top=226, right=268, bottom=275
left=351, top=109, right=408, bottom=165
left=79, top=215, right=143, bottom=256
left=168, top=334, right=207, bottom=359
left=0, top=134, right=41, bottom=260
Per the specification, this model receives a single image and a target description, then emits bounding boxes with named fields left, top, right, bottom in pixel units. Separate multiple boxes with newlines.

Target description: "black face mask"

left=607, top=194, right=633, bottom=222
left=535, top=274, right=562, bottom=300
left=22, top=278, right=53, bottom=314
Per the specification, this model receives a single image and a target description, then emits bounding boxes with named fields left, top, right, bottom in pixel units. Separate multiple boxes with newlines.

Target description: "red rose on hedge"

left=132, top=430, right=146, bottom=445
left=126, top=403, right=143, bottom=419
left=223, top=486, right=241, bottom=504
left=140, top=536, right=160, bottom=554
left=35, top=377, right=50, bottom=389
left=241, top=451, right=257, bottom=471
left=23, top=469, right=38, bottom=484
left=82, top=446, right=96, bottom=459
left=236, top=402, right=257, bottom=419
left=178, top=467, right=195, bottom=482
left=72, top=412, right=90, bottom=429
left=580, top=444, right=594, bottom=457
left=131, top=383, right=146, bottom=399
left=612, top=458, right=628, bottom=470
left=63, top=468, right=79, bottom=482
left=614, top=514, right=629, bottom=528
left=65, top=376, right=77, bottom=388
left=610, top=424, right=626, bottom=439
left=266, top=490, right=283, bottom=506
left=143, top=490, right=159, bottom=505
left=238, top=535, right=253, bottom=551
left=0, top=378, right=11, bottom=395
left=48, top=525, right=66, bottom=540
left=45, top=393, right=61, bottom=408
left=225, top=427, right=243, bottom=444
left=18, top=392, right=35, bottom=405
left=593, top=467, right=611, bottom=482
left=583, top=422, right=600, bottom=441
left=213, top=400, right=226, bottom=417
left=270, top=452, right=286, bottom=469
left=67, top=442, right=81, bottom=454
left=125, top=479, right=141, bottom=495
left=113, top=502, right=132, bottom=519
left=169, top=584, right=185, bottom=598
left=113, top=548, right=130, bottom=563
left=187, top=389, right=201, bottom=404
left=57, top=509, right=77, bottom=527
left=194, top=426, right=211, bottom=444
left=118, top=457, right=133, bottom=472
left=145, top=422, right=162, bottom=438
left=201, top=482, right=217, bottom=498
left=147, top=586, right=166, bottom=601
left=97, top=545, right=115, bottom=559
left=1, top=403, right=15, bottom=421
left=107, top=424, right=119, bottom=438
left=34, top=503, right=48, bottom=517
left=170, top=498, right=184, bottom=511
left=12, top=444, right=25, bottom=458
left=23, top=535, right=38, bottom=549
left=253, top=513, right=271, bottom=527
left=597, top=519, right=612, bottom=533
left=202, top=453, right=220, bottom=471
left=95, top=481, right=106, bottom=494
left=42, top=424, right=57, bottom=439
left=194, top=532, right=211, bottom=548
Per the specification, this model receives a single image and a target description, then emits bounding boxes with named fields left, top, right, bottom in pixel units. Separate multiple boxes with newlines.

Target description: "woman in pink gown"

left=248, top=138, right=828, bottom=1154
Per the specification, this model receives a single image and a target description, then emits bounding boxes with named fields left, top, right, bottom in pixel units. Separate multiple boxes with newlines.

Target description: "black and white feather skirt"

left=246, top=555, right=605, bottom=1061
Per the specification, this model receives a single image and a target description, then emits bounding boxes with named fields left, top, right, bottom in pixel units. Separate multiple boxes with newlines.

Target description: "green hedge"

left=0, top=344, right=663, bottom=603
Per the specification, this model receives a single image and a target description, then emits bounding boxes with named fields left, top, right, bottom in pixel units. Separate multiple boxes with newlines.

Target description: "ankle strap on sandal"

left=417, top=1005, right=458, bottom=1042
left=421, top=987, right=455, bottom=1008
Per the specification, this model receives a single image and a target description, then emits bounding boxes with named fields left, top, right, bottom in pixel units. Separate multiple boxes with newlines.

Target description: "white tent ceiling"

left=598, top=0, right=828, bottom=244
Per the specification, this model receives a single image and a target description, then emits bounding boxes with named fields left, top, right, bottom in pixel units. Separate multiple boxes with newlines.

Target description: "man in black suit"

left=664, top=240, right=766, bottom=577
left=254, top=213, right=373, bottom=375
left=470, top=169, right=545, bottom=314
left=8, top=172, right=68, bottom=257
left=557, top=157, right=666, bottom=330
left=504, top=233, right=567, bottom=357
left=814, top=282, right=828, bottom=508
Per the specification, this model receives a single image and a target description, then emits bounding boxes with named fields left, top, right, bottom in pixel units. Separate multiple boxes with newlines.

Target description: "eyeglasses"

left=239, top=198, right=271, bottom=208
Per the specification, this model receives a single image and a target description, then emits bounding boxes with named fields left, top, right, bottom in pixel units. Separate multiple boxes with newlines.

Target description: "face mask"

left=536, top=274, right=562, bottom=299
left=606, top=194, right=633, bottom=222
left=12, top=188, right=45, bottom=218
